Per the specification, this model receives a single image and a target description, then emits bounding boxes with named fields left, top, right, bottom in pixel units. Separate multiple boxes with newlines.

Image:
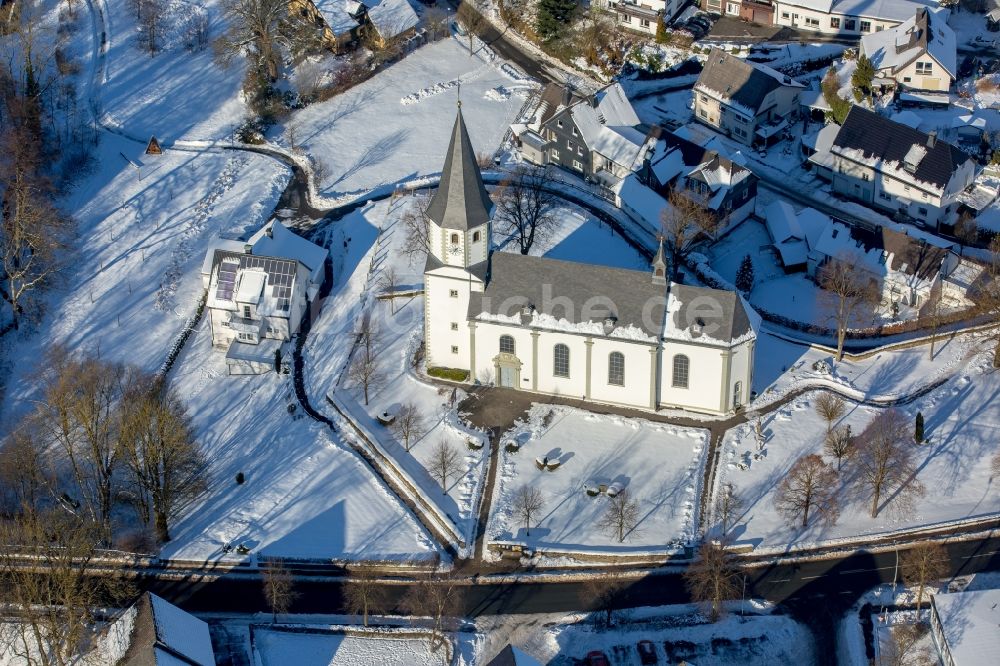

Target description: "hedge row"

left=427, top=367, right=470, bottom=382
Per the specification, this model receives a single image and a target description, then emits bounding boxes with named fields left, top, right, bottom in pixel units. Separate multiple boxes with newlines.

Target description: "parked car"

left=637, top=639, right=659, bottom=664
left=585, top=651, right=610, bottom=666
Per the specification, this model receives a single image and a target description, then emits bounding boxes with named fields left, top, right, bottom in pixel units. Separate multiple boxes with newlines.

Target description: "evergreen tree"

left=851, top=53, right=875, bottom=101
left=536, top=0, right=577, bottom=41
left=655, top=19, right=668, bottom=45
left=735, top=254, right=755, bottom=294
left=914, top=412, right=924, bottom=444
left=822, top=67, right=852, bottom=124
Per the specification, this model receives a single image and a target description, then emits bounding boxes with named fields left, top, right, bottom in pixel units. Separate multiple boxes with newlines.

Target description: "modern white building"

left=202, top=220, right=327, bottom=374
left=425, top=107, right=758, bottom=416
left=860, top=7, right=956, bottom=92
left=772, top=0, right=944, bottom=36
left=930, top=588, right=1000, bottom=666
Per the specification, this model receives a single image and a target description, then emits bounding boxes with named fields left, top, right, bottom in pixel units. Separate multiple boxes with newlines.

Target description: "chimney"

left=926, top=131, right=937, bottom=149
left=603, top=317, right=617, bottom=334
left=519, top=304, right=534, bottom=326
left=243, top=244, right=252, bottom=254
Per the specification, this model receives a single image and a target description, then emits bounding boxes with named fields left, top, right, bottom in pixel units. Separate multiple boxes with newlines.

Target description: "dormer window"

left=572, top=127, right=578, bottom=137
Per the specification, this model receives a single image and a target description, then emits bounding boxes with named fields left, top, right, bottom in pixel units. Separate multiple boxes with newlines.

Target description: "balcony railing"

left=226, top=315, right=265, bottom=335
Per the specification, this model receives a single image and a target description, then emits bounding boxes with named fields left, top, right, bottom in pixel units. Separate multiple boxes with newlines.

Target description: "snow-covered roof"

left=235, top=269, right=267, bottom=304
left=564, top=83, right=650, bottom=170
left=765, top=200, right=809, bottom=267
left=100, top=593, right=215, bottom=666
left=891, top=109, right=924, bottom=129
left=618, top=174, right=668, bottom=232
left=364, top=0, right=419, bottom=40
left=799, top=89, right=831, bottom=111
left=313, top=0, right=363, bottom=35
left=860, top=7, right=956, bottom=79
left=932, top=589, right=1000, bottom=666
left=781, top=0, right=943, bottom=23
left=646, top=130, right=753, bottom=206
left=695, top=49, right=803, bottom=118
left=663, top=283, right=758, bottom=347
left=248, top=219, right=327, bottom=285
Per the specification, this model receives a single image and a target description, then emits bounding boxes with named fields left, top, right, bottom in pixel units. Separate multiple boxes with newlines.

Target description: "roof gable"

left=695, top=49, right=802, bottom=115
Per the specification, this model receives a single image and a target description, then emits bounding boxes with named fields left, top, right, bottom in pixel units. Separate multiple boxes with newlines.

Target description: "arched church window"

left=450, top=233, right=460, bottom=245
left=672, top=355, right=689, bottom=389
left=473, top=231, right=481, bottom=242
left=608, top=352, right=624, bottom=386
left=553, top=344, right=570, bottom=378
left=499, top=335, right=515, bottom=355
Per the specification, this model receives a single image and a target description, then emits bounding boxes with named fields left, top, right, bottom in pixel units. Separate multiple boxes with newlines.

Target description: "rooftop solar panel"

left=215, top=260, right=239, bottom=301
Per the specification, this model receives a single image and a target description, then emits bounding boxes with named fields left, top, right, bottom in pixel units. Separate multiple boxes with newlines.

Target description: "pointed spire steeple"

left=425, top=107, right=494, bottom=231
left=652, top=235, right=667, bottom=285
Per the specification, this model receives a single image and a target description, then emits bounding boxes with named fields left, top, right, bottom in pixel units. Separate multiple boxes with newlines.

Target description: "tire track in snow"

left=155, top=155, right=249, bottom=312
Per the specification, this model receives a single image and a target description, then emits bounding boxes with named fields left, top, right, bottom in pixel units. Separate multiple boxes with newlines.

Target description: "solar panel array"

left=214, top=253, right=298, bottom=310
left=215, top=259, right=240, bottom=301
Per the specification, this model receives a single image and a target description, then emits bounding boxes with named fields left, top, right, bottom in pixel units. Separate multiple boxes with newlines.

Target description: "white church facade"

left=423, top=108, right=758, bottom=416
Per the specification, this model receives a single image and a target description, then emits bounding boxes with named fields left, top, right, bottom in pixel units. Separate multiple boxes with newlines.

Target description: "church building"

left=423, top=107, right=758, bottom=416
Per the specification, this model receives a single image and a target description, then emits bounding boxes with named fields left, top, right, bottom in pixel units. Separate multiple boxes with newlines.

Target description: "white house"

left=693, top=50, right=804, bottom=146
left=808, top=105, right=977, bottom=229
left=772, top=0, right=944, bottom=36
left=595, top=0, right=684, bottom=36
left=426, top=106, right=758, bottom=416
left=860, top=7, right=956, bottom=92
left=510, top=83, right=656, bottom=189
left=930, top=588, right=1000, bottom=666
left=202, top=220, right=327, bottom=374
left=96, top=592, right=215, bottom=666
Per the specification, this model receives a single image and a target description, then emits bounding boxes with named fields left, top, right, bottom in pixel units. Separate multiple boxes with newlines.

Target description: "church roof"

left=425, top=108, right=494, bottom=231
left=469, top=253, right=667, bottom=340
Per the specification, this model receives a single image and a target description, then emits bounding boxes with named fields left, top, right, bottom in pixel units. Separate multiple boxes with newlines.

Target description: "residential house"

left=594, top=0, right=686, bottom=36
left=771, top=0, right=944, bottom=36
left=859, top=7, right=956, bottom=92
left=96, top=593, right=215, bottom=666
left=930, top=588, right=1000, bottom=666
left=703, top=0, right=773, bottom=22
left=202, top=220, right=327, bottom=374
left=429, top=106, right=758, bottom=416
left=693, top=49, right=804, bottom=146
left=632, top=129, right=758, bottom=231
left=291, top=0, right=417, bottom=52
left=362, top=0, right=419, bottom=47
left=763, top=200, right=979, bottom=307
left=808, top=105, right=977, bottom=228
left=510, top=82, right=656, bottom=189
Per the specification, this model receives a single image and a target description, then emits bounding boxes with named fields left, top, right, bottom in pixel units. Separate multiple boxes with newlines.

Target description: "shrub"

left=427, top=367, right=470, bottom=381
left=505, top=442, right=519, bottom=453
left=236, top=472, right=245, bottom=485
left=915, top=412, right=924, bottom=444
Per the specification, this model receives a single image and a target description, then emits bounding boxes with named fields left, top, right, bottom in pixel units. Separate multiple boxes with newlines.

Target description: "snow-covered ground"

left=0, top=134, right=288, bottom=426
left=277, top=37, right=532, bottom=200
left=716, top=336, right=1000, bottom=554
left=486, top=405, right=709, bottom=557
left=100, top=0, right=248, bottom=142
left=159, top=323, right=439, bottom=563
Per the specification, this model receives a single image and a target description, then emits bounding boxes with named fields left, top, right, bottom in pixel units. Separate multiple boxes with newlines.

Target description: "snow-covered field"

left=0, top=134, right=288, bottom=426
left=717, top=338, right=1000, bottom=553
left=159, top=324, right=439, bottom=563
left=100, top=0, right=248, bottom=142
left=487, top=405, right=709, bottom=556
left=253, top=627, right=444, bottom=666
left=280, top=38, right=532, bottom=199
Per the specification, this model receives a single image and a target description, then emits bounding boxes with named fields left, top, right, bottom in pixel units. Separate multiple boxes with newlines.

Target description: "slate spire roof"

left=425, top=107, right=494, bottom=231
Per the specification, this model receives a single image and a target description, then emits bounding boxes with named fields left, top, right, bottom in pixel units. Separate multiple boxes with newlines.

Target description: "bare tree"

left=401, top=572, right=464, bottom=650
left=901, top=541, right=949, bottom=610
left=348, top=347, right=382, bottom=406
left=818, top=258, right=880, bottom=361
left=391, top=403, right=427, bottom=451
left=356, top=311, right=380, bottom=359
left=924, top=283, right=943, bottom=361
left=378, top=266, right=399, bottom=314
left=423, top=5, right=450, bottom=40
left=344, top=568, right=388, bottom=627
left=492, top=165, right=558, bottom=255
left=400, top=202, right=432, bottom=265
left=882, top=623, right=933, bottom=666
left=120, top=376, right=207, bottom=542
left=429, top=439, right=463, bottom=493
left=0, top=510, right=132, bottom=666
left=824, top=425, right=854, bottom=471
left=580, top=572, right=628, bottom=628
left=683, top=540, right=739, bottom=622
left=774, top=454, right=840, bottom=528
left=216, top=0, right=317, bottom=81
left=262, top=563, right=297, bottom=623
left=659, top=186, right=720, bottom=280
left=598, top=489, right=641, bottom=543
left=714, top=482, right=744, bottom=537
left=973, top=235, right=1000, bottom=368
left=511, top=484, right=544, bottom=536
left=815, top=393, right=846, bottom=433
left=0, top=429, right=52, bottom=514
left=129, top=0, right=166, bottom=55
left=854, top=409, right=923, bottom=518
left=456, top=1, right=488, bottom=54
left=0, top=122, right=72, bottom=330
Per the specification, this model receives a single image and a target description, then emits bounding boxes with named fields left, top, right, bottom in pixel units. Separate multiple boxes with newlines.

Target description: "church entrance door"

left=500, top=365, right=516, bottom=388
